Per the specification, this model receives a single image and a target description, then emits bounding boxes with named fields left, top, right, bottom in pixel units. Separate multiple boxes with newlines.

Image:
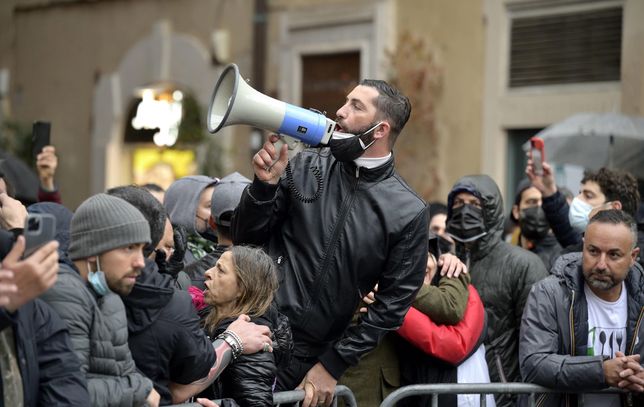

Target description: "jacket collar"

left=339, top=153, right=395, bottom=182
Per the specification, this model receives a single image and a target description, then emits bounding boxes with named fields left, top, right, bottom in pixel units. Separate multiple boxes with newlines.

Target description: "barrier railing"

left=168, top=385, right=357, bottom=407
left=379, top=383, right=625, bottom=407
left=273, top=385, right=357, bottom=406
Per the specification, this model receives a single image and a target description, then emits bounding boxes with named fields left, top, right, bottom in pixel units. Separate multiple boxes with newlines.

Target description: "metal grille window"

left=509, top=7, right=622, bottom=87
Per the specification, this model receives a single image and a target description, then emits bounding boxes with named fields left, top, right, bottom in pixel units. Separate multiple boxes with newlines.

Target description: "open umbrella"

left=535, top=112, right=644, bottom=178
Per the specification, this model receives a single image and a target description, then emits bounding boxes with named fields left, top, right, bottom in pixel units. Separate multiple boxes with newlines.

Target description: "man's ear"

left=84, top=256, right=98, bottom=272
left=612, top=201, right=623, bottom=210
left=511, top=205, right=520, bottom=222
left=631, top=246, right=640, bottom=265
left=373, top=121, right=391, bottom=140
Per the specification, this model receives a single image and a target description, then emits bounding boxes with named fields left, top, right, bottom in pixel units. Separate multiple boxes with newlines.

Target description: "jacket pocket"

left=380, top=367, right=401, bottom=400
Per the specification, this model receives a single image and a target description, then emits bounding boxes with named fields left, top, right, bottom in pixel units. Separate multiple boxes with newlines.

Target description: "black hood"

left=122, top=258, right=175, bottom=333
left=447, top=175, right=504, bottom=258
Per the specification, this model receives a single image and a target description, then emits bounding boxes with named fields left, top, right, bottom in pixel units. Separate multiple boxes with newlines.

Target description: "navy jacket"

left=0, top=300, right=89, bottom=406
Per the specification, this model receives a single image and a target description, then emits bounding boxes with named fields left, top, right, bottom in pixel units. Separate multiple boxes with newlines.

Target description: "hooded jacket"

left=232, top=149, right=428, bottom=381
left=39, top=263, right=153, bottom=407
left=447, top=175, right=548, bottom=407
left=164, top=176, right=218, bottom=265
left=121, top=259, right=215, bottom=405
left=520, top=253, right=644, bottom=406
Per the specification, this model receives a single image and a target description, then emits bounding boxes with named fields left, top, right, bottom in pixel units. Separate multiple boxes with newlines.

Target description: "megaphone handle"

left=285, top=162, right=323, bottom=204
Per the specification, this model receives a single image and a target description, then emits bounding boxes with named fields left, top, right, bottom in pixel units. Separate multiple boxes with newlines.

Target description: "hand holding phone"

left=0, top=193, right=28, bottom=231
left=32, top=121, right=51, bottom=159
left=530, top=136, right=545, bottom=176
left=23, top=213, right=57, bottom=258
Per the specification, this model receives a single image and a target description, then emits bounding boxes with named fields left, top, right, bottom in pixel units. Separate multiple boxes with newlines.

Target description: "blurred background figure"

left=509, top=179, right=561, bottom=269
left=428, top=202, right=454, bottom=254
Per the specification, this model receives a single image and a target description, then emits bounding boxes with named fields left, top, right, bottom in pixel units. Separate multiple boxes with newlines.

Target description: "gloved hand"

left=167, top=225, right=187, bottom=275
left=155, top=225, right=187, bottom=277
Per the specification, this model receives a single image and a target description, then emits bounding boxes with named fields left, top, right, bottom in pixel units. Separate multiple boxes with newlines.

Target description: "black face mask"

left=328, top=122, right=381, bottom=162
left=200, top=228, right=218, bottom=243
left=519, top=206, right=550, bottom=241
left=447, top=204, right=487, bottom=243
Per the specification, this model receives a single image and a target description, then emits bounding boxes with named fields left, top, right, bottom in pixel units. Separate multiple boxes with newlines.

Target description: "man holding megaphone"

left=227, top=78, right=461, bottom=407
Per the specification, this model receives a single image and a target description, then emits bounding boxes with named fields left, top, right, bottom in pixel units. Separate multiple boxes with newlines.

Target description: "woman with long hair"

left=201, top=245, right=292, bottom=406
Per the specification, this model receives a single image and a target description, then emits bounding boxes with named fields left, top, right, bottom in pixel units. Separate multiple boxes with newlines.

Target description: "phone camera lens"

left=28, top=218, right=41, bottom=232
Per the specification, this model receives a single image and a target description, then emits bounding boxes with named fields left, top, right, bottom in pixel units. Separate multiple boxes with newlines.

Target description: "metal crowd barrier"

left=168, top=385, right=357, bottom=407
left=379, top=383, right=625, bottom=407
left=273, top=385, right=357, bottom=406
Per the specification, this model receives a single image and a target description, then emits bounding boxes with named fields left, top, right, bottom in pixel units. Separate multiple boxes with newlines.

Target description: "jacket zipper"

left=628, top=306, right=644, bottom=355
left=566, top=289, right=576, bottom=407
left=300, top=166, right=361, bottom=321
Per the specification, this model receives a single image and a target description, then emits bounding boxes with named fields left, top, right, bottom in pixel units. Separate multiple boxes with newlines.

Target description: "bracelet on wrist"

left=216, top=330, right=243, bottom=360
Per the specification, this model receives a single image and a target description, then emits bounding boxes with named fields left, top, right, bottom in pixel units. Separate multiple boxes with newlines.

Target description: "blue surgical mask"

left=87, top=258, right=110, bottom=297
left=568, top=197, right=593, bottom=234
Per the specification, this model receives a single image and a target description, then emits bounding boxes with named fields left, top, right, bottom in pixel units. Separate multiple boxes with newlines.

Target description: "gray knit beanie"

left=68, top=193, right=151, bottom=260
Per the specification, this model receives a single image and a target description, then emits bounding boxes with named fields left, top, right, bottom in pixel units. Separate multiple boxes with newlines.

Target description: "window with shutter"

left=509, top=6, right=622, bottom=87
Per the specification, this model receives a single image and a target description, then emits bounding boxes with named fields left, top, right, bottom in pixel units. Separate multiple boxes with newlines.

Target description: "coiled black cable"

left=285, top=161, right=323, bottom=203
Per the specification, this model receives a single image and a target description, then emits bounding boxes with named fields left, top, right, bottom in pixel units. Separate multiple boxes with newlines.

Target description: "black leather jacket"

left=211, top=306, right=293, bottom=407
left=232, top=148, right=428, bottom=379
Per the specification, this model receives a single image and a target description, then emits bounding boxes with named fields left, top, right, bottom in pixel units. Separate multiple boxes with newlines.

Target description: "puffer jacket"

left=232, top=149, right=428, bottom=379
left=210, top=306, right=293, bottom=407
left=520, top=252, right=644, bottom=406
left=122, top=259, right=215, bottom=405
left=40, top=263, right=153, bottom=407
left=447, top=175, right=548, bottom=407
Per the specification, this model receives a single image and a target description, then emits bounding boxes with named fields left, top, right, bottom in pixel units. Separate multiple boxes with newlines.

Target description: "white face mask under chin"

left=568, top=197, right=594, bottom=234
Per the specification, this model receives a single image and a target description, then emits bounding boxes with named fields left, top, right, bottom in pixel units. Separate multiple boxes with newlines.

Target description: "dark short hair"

left=428, top=202, right=448, bottom=221
left=514, top=178, right=533, bottom=206
left=582, top=168, right=640, bottom=217
left=588, top=209, right=638, bottom=247
left=359, top=79, right=411, bottom=145
left=106, top=185, right=167, bottom=257
left=140, top=183, right=165, bottom=193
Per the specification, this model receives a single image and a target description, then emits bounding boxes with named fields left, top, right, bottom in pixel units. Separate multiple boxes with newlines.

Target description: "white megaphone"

left=207, top=64, right=337, bottom=146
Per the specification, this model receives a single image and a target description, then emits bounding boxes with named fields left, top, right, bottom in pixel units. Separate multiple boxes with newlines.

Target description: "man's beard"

left=584, top=268, right=619, bottom=290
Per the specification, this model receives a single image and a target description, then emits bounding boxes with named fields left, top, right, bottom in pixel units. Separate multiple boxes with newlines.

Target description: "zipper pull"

left=355, top=166, right=360, bottom=178
left=277, top=256, right=284, bottom=265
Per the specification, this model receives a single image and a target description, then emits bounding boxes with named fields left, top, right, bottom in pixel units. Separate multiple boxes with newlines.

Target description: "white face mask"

left=568, top=197, right=594, bottom=234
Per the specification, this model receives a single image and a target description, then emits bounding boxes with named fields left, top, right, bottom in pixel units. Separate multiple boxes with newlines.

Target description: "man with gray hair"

left=520, top=209, right=644, bottom=406
left=41, top=193, right=160, bottom=407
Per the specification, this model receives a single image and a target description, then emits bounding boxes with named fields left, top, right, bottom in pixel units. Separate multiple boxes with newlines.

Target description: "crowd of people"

left=1, top=78, right=643, bottom=407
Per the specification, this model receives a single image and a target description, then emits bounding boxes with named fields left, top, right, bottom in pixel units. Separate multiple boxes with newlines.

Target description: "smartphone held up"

left=23, top=213, right=56, bottom=258
left=32, top=121, right=51, bottom=159
left=529, top=136, right=545, bottom=176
